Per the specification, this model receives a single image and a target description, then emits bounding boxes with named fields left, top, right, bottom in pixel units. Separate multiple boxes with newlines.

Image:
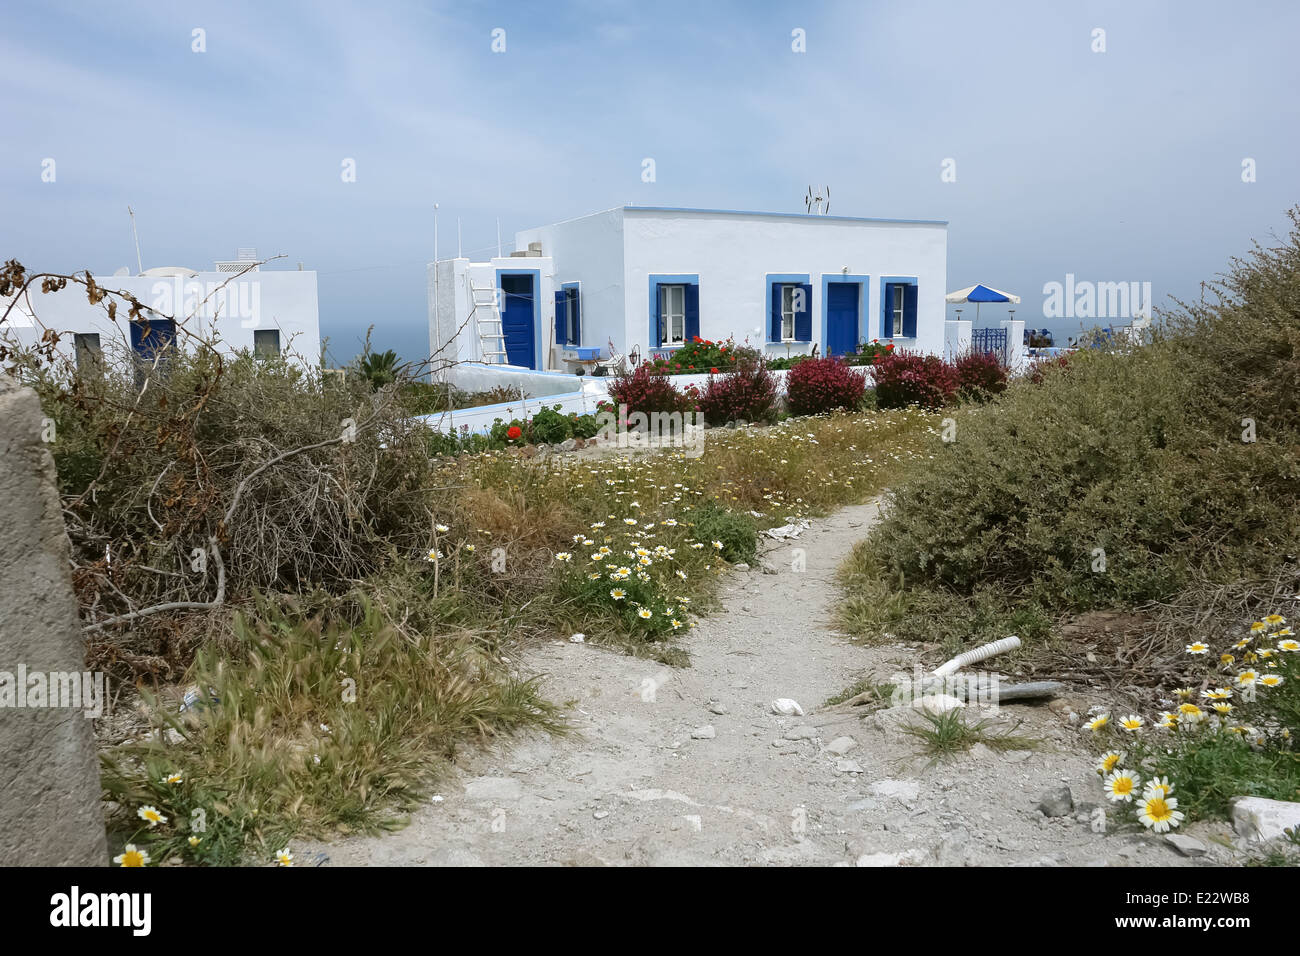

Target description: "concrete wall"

left=0, top=375, right=107, bottom=866
left=430, top=256, right=556, bottom=373
left=6, top=269, right=321, bottom=368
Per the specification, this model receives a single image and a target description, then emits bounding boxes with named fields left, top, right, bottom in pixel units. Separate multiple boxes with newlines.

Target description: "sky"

left=3, top=0, right=1298, bottom=366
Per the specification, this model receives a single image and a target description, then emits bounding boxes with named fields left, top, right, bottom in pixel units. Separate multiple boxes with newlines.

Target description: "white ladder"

left=469, top=277, right=509, bottom=364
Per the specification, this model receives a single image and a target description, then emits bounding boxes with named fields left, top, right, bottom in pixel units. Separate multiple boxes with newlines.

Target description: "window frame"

left=781, top=285, right=798, bottom=342
left=253, top=328, right=281, bottom=360
left=662, top=283, right=686, bottom=346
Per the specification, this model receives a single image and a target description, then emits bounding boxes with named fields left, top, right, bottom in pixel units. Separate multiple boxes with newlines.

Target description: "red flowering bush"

left=696, top=358, right=780, bottom=425
left=954, top=350, right=1010, bottom=400
left=783, top=357, right=868, bottom=416
left=872, top=350, right=959, bottom=410
left=649, top=336, right=760, bottom=374
left=607, top=363, right=696, bottom=418
left=846, top=339, right=896, bottom=366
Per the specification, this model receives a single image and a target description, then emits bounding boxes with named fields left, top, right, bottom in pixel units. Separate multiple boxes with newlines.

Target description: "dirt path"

left=303, top=502, right=1228, bottom=867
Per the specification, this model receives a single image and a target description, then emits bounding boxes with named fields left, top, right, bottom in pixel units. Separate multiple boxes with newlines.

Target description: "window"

left=253, top=329, right=280, bottom=359
left=892, top=285, right=906, bottom=337
left=662, top=284, right=685, bottom=345
left=565, top=288, right=578, bottom=344
left=781, top=286, right=797, bottom=341
left=74, top=333, right=102, bottom=374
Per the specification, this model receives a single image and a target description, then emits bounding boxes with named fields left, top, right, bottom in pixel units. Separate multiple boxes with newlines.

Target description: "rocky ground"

left=298, top=501, right=1245, bottom=867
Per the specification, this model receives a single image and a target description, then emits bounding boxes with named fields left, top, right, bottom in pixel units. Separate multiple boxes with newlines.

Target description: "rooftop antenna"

left=496, top=217, right=502, bottom=258
left=804, top=185, right=830, bottom=215
left=127, top=206, right=144, bottom=273
left=457, top=218, right=462, bottom=258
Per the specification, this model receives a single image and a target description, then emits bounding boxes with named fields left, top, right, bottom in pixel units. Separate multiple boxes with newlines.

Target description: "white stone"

left=912, top=693, right=965, bottom=715
left=569, top=633, right=585, bottom=643
left=824, top=736, right=858, bottom=756
left=1230, top=796, right=1300, bottom=842
left=870, top=779, right=920, bottom=802
left=690, top=725, right=716, bottom=740
left=770, top=698, right=804, bottom=717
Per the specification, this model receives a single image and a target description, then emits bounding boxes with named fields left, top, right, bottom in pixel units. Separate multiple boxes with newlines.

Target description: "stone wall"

left=0, top=375, right=107, bottom=866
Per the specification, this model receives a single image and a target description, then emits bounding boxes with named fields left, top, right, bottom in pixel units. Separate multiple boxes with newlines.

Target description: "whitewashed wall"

left=5, top=269, right=320, bottom=367
left=621, top=209, right=948, bottom=359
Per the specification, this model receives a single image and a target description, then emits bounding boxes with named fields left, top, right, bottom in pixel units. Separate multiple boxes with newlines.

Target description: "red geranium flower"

left=506, top=425, right=523, bottom=440
left=710, top=367, right=718, bottom=373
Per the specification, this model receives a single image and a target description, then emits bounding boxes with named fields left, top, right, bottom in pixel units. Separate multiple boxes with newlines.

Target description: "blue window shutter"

left=684, top=284, right=700, bottom=342
left=570, top=288, right=581, bottom=344
left=795, top=282, right=813, bottom=342
left=883, top=283, right=896, bottom=337
left=656, top=283, right=665, bottom=346
left=770, top=283, right=782, bottom=341
left=903, top=284, right=918, bottom=337
left=554, top=290, right=567, bottom=345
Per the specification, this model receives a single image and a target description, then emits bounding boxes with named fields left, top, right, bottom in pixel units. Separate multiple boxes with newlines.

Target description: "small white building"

left=3, top=250, right=321, bottom=372
left=428, top=205, right=951, bottom=387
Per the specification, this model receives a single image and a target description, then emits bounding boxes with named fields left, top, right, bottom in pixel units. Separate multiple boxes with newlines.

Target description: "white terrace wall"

left=5, top=269, right=320, bottom=368
left=516, top=208, right=625, bottom=365
left=620, top=209, right=948, bottom=361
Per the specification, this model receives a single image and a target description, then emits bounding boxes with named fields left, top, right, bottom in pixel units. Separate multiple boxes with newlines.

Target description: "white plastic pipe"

left=931, top=636, right=1021, bottom=679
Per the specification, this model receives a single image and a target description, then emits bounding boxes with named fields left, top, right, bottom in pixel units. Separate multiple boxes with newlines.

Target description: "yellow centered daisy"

left=1250, top=621, right=1268, bottom=633
left=114, top=844, right=149, bottom=867
left=1177, top=703, right=1205, bottom=724
left=1234, top=670, right=1258, bottom=687
left=189, top=836, right=202, bottom=847
left=638, top=608, right=653, bottom=620
left=1118, top=715, right=1144, bottom=732
left=1185, top=642, right=1209, bottom=655
left=1143, top=776, right=1173, bottom=797
left=555, top=552, right=572, bottom=562
left=1212, top=703, right=1233, bottom=715
left=671, top=619, right=683, bottom=629
left=1084, top=714, right=1109, bottom=731
left=1219, top=654, right=1235, bottom=667
left=1233, top=638, right=1253, bottom=650
left=1277, top=639, right=1300, bottom=652
left=137, top=805, right=167, bottom=827
left=610, top=589, right=626, bottom=600
left=1173, top=688, right=1193, bottom=700
left=1104, top=769, right=1140, bottom=803
left=165, top=773, right=183, bottom=785
left=1137, top=794, right=1184, bottom=833
left=1097, top=752, right=1123, bottom=775
left=1264, top=614, right=1287, bottom=626
left=435, top=524, right=449, bottom=533
left=1259, top=674, right=1285, bottom=688
left=276, top=848, right=293, bottom=866
left=1202, top=687, right=1232, bottom=700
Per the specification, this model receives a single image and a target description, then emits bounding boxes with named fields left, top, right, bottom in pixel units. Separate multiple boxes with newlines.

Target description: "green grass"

left=100, top=593, right=562, bottom=866
left=901, top=709, right=1038, bottom=762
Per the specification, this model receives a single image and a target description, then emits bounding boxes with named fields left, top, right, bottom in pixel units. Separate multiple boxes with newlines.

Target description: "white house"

left=2, top=250, right=321, bottom=372
left=428, top=205, right=954, bottom=389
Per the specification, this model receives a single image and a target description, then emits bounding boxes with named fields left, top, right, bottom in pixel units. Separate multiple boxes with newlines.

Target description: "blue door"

left=825, top=283, right=859, bottom=356
left=499, top=274, right=535, bottom=368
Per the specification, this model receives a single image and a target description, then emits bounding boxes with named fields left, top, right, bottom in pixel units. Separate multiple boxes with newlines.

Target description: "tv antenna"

left=127, top=206, right=144, bottom=274
left=805, top=185, right=830, bottom=215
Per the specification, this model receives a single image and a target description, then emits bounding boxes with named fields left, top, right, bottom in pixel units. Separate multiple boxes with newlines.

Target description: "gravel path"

left=302, top=501, right=1230, bottom=866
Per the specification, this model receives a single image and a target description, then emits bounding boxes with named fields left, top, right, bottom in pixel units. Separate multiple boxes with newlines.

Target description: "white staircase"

left=468, top=277, right=509, bottom=364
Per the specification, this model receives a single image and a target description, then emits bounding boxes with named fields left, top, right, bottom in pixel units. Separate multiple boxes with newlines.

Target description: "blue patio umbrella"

left=945, top=283, right=1021, bottom=324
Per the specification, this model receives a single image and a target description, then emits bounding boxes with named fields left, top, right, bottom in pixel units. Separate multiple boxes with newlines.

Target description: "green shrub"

left=686, top=502, right=757, bottom=564
left=842, top=206, right=1300, bottom=639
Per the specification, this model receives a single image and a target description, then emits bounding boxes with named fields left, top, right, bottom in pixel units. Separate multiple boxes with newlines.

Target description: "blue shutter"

left=684, top=284, right=700, bottom=342
left=882, top=283, right=895, bottom=338
left=655, top=284, right=665, bottom=347
left=554, top=290, right=567, bottom=345
left=570, top=288, right=581, bottom=344
left=903, top=284, right=918, bottom=338
left=795, top=282, right=813, bottom=342
left=770, top=283, right=782, bottom=341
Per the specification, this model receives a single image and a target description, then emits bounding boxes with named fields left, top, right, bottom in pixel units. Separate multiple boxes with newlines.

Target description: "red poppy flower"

left=710, top=367, right=718, bottom=374
left=506, top=425, right=522, bottom=440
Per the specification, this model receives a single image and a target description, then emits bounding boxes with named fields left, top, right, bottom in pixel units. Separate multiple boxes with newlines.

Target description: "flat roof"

left=621, top=205, right=947, bottom=227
